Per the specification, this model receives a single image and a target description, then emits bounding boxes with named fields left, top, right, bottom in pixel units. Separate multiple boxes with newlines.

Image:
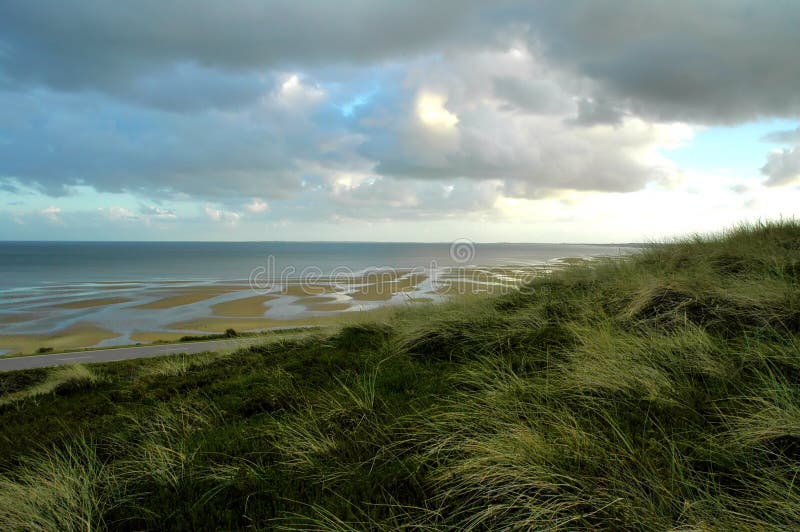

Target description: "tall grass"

left=0, top=439, right=117, bottom=531
left=0, top=364, right=102, bottom=407
left=1, top=220, right=800, bottom=529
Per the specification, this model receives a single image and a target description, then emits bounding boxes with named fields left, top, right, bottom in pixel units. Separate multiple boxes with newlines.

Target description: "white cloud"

left=41, top=205, right=62, bottom=223
left=102, top=206, right=138, bottom=220
left=416, top=92, right=459, bottom=129
left=245, top=198, right=269, bottom=214
left=140, top=206, right=177, bottom=219
left=204, top=203, right=241, bottom=224
left=762, top=146, right=800, bottom=186
left=273, top=74, right=325, bottom=109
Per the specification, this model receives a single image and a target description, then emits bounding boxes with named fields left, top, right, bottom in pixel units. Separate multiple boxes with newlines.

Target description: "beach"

left=0, top=242, right=637, bottom=354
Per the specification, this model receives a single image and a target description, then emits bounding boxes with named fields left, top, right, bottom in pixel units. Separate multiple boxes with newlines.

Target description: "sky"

left=1, top=0, right=800, bottom=243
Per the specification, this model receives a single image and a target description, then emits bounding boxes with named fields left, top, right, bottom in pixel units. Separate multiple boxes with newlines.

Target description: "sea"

left=0, top=241, right=639, bottom=352
left=0, top=241, right=638, bottom=289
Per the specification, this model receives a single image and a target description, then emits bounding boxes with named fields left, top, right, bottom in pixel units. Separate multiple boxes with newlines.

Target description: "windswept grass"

left=0, top=438, right=117, bottom=531
left=140, top=351, right=233, bottom=378
left=0, top=364, right=102, bottom=407
left=1, top=220, right=800, bottom=529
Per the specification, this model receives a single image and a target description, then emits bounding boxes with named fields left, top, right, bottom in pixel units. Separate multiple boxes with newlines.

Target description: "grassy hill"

left=1, top=221, right=799, bottom=530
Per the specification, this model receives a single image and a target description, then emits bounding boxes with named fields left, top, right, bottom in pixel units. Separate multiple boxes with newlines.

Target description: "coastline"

left=0, top=254, right=633, bottom=356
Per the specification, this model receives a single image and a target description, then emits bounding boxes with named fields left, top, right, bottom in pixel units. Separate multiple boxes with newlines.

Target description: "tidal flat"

left=0, top=244, right=627, bottom=355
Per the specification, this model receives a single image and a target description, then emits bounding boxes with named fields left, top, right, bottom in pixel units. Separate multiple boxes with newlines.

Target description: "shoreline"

left=0, top=255, right=634, bottom=355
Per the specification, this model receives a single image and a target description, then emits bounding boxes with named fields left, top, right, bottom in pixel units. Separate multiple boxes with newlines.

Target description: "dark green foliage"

left=0, top=368, right=47, bottom=396
left=331, top=323, right=393, bottom=351
left=2, top=220, right=800, bottom=530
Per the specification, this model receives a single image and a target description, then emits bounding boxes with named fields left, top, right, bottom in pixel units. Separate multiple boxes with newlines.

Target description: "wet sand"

left=0, top=261, right=584, bottom=353
left=433, top=280, right=504, bottom=295
left=0, top=312, right=40, bottom=325
left=0, top=323, right=120, bottom=354
left=132, top=286, right=249, bottom=309
left=210, top=295, right=278, bottom=317
left=166, top=314, right=344, bottom=333
left=305, top=302, right=353, bottom=311
left=348, top=273, right=428, bottom=301
left=129, top=331, right=193, bottom=344
left=54, top=297, right=132, bottom=309
left=280, top=284, right=338, bottom=297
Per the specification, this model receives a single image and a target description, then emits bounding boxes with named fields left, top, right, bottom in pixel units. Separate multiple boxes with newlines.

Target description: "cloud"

left=204, top=203, right=241, bottom=224
left=102, top=206, right=138, bottom=220
left=0, top=39, right=694, bottom=208
left=41, top=205, right=61, bottom=223
left=0, top=1, right=479, bottom=97
left=569, top=97, right=627, bottom=126
left=2, top=0, right=800, bottom=232
left=123, top=63, right=268, bottom=112
left=357, top=48, right=689, bottom=198
left=519, top=1, right=800, bottom=123
left=245, top=198, right=269, bottom=214
left=3, top=1, right=798, bottom=124
left=763, top=127, right=800, bottom=144
left=416, top=92, right=459, bottom=129
left=762, top=147, right=800, bottom=186
left=0, top=80, right=340, bottom=200
left=140, top=205, right=177, bottom=219
left=492, top=76, right=572, bottom=116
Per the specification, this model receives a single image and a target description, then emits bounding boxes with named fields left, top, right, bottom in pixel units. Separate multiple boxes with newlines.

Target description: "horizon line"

left=0, top=239, right=647, bottom=246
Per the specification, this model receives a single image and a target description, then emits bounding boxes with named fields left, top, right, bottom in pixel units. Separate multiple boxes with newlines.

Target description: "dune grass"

left=1, top=220, right=800, bottom=529
left=0, top=440, right=111, bottom=531
left=0, top=364, right=103, bottom=407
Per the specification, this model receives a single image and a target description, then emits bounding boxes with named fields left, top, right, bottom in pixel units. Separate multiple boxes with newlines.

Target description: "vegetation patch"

left=1, top=221, right=800, bottom=529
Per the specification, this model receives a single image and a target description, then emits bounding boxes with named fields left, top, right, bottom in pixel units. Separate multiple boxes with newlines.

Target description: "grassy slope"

left=1, top=221, right=800, bottom=530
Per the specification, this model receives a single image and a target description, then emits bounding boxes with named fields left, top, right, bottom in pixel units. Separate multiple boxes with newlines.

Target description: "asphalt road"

left=0, top=338, right=252, bottom=372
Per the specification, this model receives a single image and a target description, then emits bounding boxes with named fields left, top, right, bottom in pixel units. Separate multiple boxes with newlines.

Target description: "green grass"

left=1, top=220, right=800, bottom=529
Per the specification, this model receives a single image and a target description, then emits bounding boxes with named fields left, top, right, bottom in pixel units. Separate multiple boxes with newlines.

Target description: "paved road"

left=0, top=338, right=255, bottom=372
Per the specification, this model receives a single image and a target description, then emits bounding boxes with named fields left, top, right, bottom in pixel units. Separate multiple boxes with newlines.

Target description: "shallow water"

left=0, top=241, right=639, bottom=350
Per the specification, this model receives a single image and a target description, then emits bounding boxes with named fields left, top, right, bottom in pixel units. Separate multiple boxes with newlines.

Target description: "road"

left=0, top=338, right=254, bottom=372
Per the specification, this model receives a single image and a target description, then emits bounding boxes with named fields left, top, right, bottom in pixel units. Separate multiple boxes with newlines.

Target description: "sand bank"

left=348, top=273, right=428, bottom=301
left=167, top=314, right=345, bottom=333
left=54, top=297, right=131, bottom=309
left=133, top=286, right=248, bottom=309
left=129, top=331, right=192, bottom=344
left=0, top=312, right=40, bottom=325
left=210, top=295, right=278, bottom=317
left=0, top=323, right=120, bottom=355
left=305, top=302, right=353, bottom=311
left=280, top=284, right=338, bottom=297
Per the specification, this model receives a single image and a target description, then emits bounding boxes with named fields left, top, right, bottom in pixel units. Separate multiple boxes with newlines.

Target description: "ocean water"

left=0, top=241, right=634, bottom=289
left=0, top=241, right=638, bottom=350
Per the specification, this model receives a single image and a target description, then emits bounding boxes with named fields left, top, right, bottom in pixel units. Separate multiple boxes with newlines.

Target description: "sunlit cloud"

left=245, top=198, right=269, bottom=214
left=416, top=92, right=459, bottom=129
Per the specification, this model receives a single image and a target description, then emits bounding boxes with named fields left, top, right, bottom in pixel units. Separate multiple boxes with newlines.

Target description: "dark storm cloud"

left=568, top=98, right=626, bottom=126
left=0, top=0, right=477, bottom=97
left=2, top=1, right=799, bottom=121
left=492, top=77, right=571, bottom=115
left=523, top=0, right=800, bottom=123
